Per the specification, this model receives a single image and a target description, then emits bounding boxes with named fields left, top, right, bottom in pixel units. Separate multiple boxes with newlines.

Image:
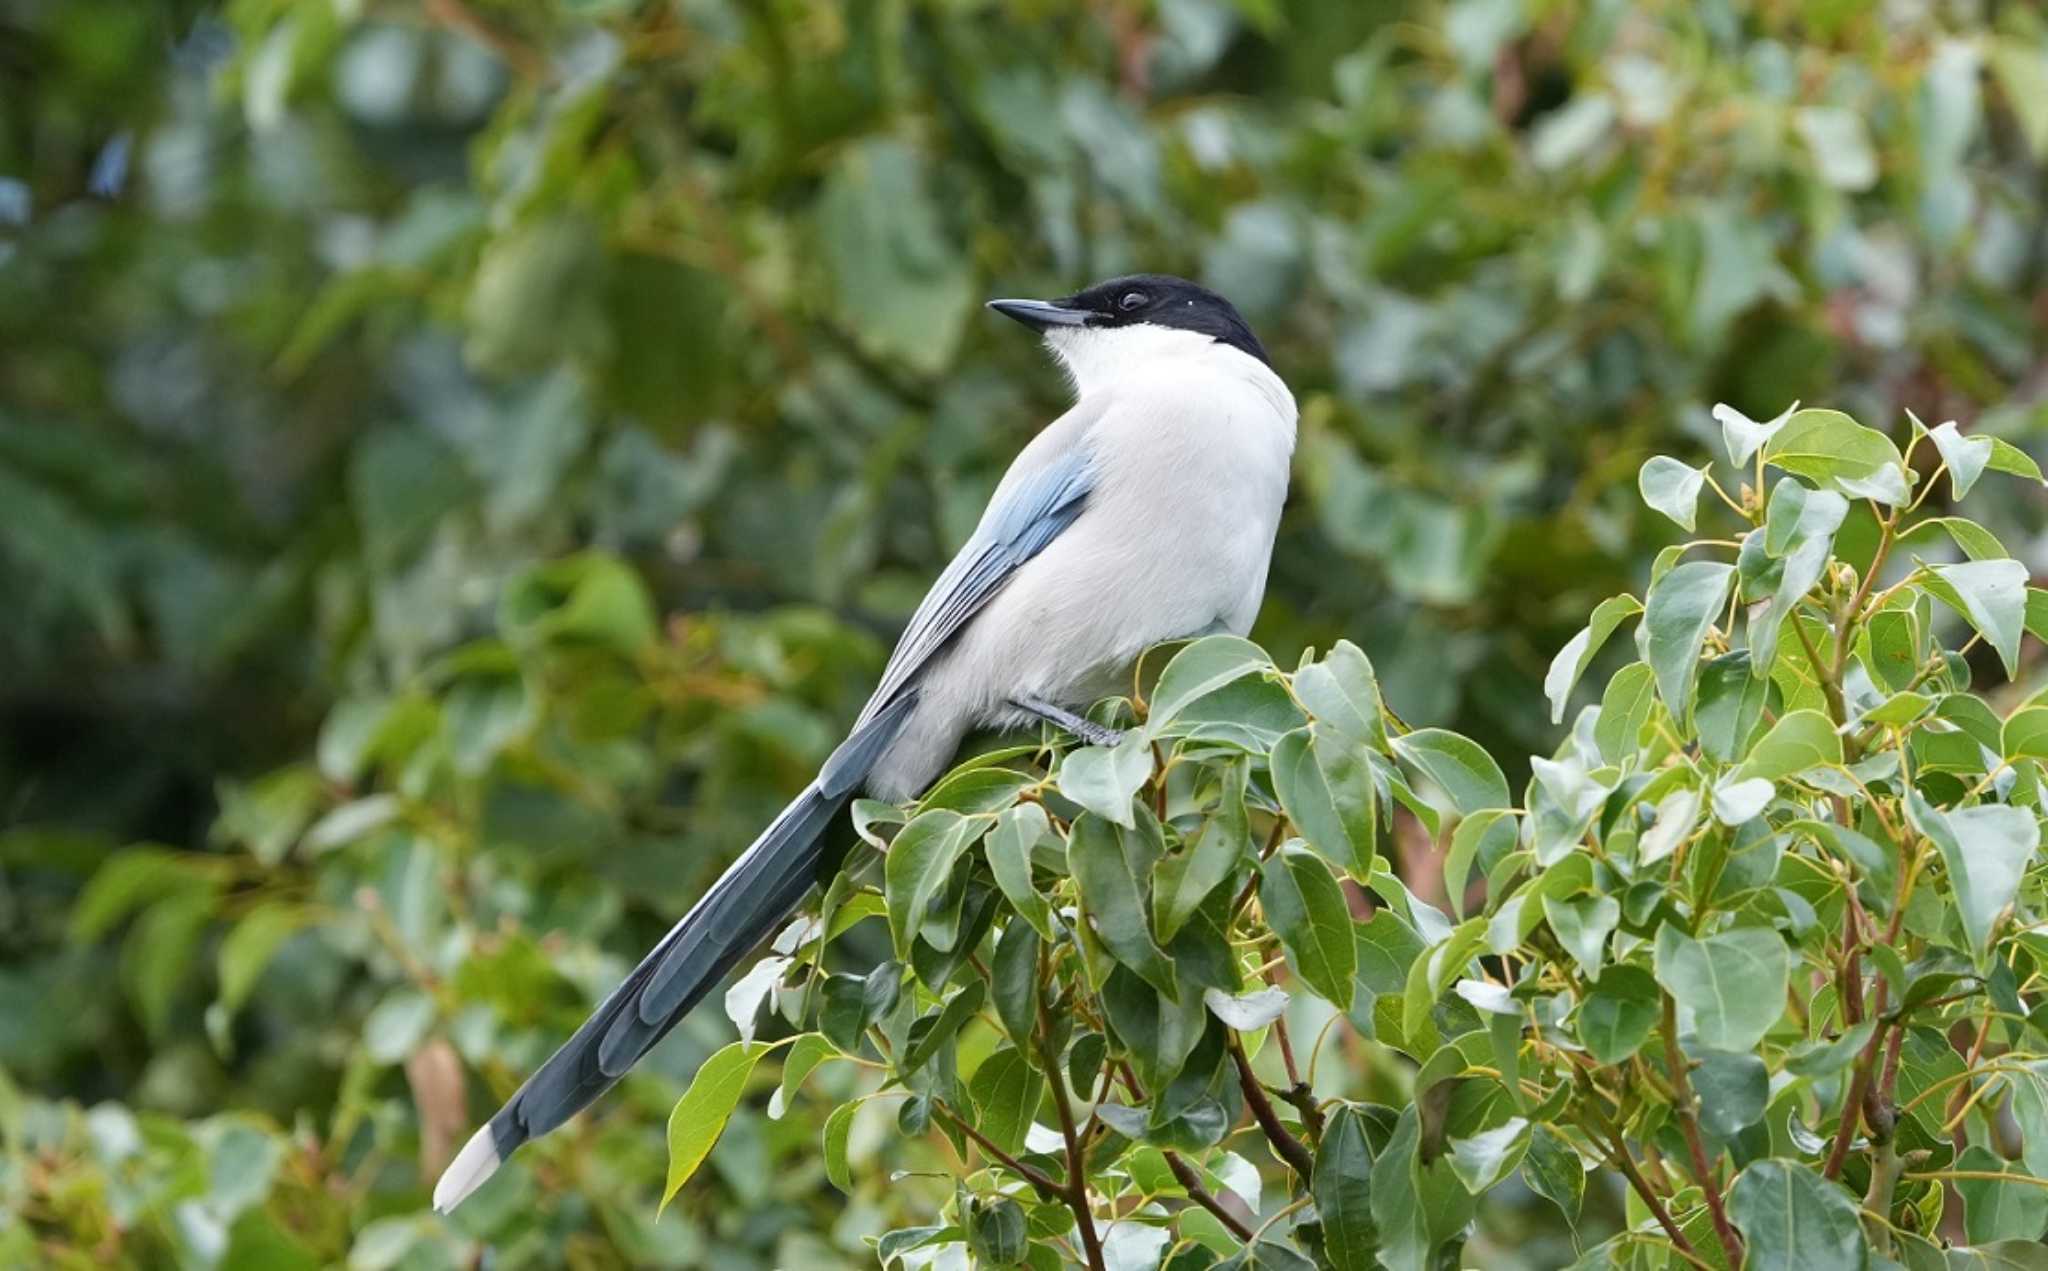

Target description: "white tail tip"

left=433, top=1125, right=501, bottom=1214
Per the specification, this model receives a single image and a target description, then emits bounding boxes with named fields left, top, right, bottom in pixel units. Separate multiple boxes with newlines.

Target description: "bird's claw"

left=1012, top=696, right=1127, bottom=748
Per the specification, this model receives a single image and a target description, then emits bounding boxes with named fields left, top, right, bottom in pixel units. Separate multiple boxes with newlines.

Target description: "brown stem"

left=1266, top=994, right=1327, bottom=1144
left=933, top=1103, right=1064, bottom=1202
left=1822, top=975, right=1892, bottom=1180
left=1600, top=1127, right=1711, bottom=1270
left=1037, top=950, right=1105, bottom=1271
left=1107, top=1061, right=1254, bottom=1242
left=1663, top=996, right=1744, bottom=1267
left=1227, top=1034, right=1316, bottom=1179
left=1162, top=1150, right=1255, bottom=1242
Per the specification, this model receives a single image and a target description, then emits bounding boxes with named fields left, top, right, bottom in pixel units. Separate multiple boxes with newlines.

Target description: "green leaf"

left=217, top=903, right=311, bottom=1016
left=966, top=1194, right=1029, bottom=1266
left=901, top=981, right=986, bottom=1074
left=1906, top=792, right=2038, bottom=958
left=1653, top=925, right=1790, bottom=1052
left=1057, top=733, right=1154, bottom=829
left=1314, top=1104, right=1380, bottom=1270
left=1955, top=1145, right=2048, bottom=1244
left=1148, top=635, right=1273, bottom=734
left=1595, top=661, right=1658, bottom=761
left=823, top=1100, right=859, bottom=1193
left=1520, top=1124, right=1585, bottom=1223
left=1578, top=965, right=1659, bottom=1064
left=1761, top=408, right=1907, bottom=500
left=1644, top=561, right=1737, bottom=723
left=1783, top=1020, right=1875, bottom=1079
left=2004, top=707, right=2048, bottom=761
left=1715, top=402, right=1795, bottom=466
left=1202, top=985, right=1289, bottom=1030
left=1068, top=814, right=1177, bottom=1000
left=1928, top=421, right=1995, bottom=500
left=1987, top=435, right=2047, bottom=485
left=1260, top=843, right=1358, bottom=1007
left=1368, top=1106, right=1474, bottom=1271
left=1293, top=640, right=1389, bottom=750
left=1447, top=1116, right=1530, bottom=1194
left=1711, top=775, right=1774, bottom=825
left=1911, top=516, right=2009, bottom=562
left=1696, top=651, right=1770, bottom=761
left=1443, top=809, right=1515, bottom=920
left=1402, top=917, right=1486, bottom=1047
left=770, top=1033, right=838, bottom=1119
left=921, top=765, right=1036, bottom=815
left=1735, top=709, right=1842, bottom=783
left=985, top=804, right=1056, bottom=940
left=1271, top=725, right=1376, bottom=877
left=990, top=919, right=1040, bottom=1045
left=1544, top=893, right=1619, bottom=979
left=1690, top=1047, right=1767, bottom=1135
left=1156, top=757, right=1251, bottom=941
left=1727, top=1158, right=1868, bottom=1271
left=1762, top=479, right=1848, bottom=557
left=1638, top=456, right=1706, bottom=531
left=1864, top=690, right=1934, bottom=726
left=884, top=810, right=982, bottom=960
left=967, top=1046, right=1044, bottom=1157
left=1638, top=785, right=1702, bottom=866
left=1392, top=729, right=1510, bottom=816
left=1927, top=560, right=2028, bottom=678
left=1544, top=595, right=1644, bottom=724
left=662, top=1038, right=784, bottom=1209
left=1748, top=531, right=1834, bottom=676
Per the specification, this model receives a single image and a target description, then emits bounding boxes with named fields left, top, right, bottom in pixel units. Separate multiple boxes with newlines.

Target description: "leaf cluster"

left=682, top=406, right=2048, bottom=1270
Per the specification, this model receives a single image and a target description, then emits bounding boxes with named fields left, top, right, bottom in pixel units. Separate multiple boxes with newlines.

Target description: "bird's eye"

left=1117, top=291, right=1148, bottom=312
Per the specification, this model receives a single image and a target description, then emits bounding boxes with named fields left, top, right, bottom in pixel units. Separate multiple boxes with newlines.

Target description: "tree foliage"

left=693, top=407, right=2048, bottom=1270
left=6, top=0, right=2048, bottom=1267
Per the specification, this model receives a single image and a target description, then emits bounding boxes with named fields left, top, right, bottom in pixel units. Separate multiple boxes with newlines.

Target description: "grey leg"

left=1012, top=696, right=1126, bottom=748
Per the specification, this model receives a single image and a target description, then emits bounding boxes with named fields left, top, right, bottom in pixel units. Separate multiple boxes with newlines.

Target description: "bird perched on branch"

left=435, top=273, right=1296, bottom=1212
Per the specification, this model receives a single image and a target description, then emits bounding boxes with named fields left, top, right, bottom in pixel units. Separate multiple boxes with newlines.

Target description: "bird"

left=433, top=272, right=1297, bottom=1212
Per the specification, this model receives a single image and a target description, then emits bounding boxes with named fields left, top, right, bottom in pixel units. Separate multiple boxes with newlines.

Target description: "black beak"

left=986, top=298, right=1092, bottom=331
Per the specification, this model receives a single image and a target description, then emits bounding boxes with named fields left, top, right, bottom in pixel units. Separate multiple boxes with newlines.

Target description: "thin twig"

left=1162, top=1150, right=1255, bottom=1242
left=932, top=1103, right=1063, bottom=1202
left=1037, top=943, right=1106, bottom=1270
left=1598, top=1128, right=1713, bottom=1271
left=1663, top=996, right=1743, bottom=1267
left=1227, top=1034, right=1315, bottom=1179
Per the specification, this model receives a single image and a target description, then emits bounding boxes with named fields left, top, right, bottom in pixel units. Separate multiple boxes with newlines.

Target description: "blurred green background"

left=4, top=0, right=2047, bottom=1265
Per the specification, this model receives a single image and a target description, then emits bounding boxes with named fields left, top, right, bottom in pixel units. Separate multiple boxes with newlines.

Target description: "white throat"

left=1042, top=323, right=1251, bottom=398
left=1043, top=323, right=1291, bottom=432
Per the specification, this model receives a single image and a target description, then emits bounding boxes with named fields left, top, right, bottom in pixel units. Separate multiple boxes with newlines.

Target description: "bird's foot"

left=1012, top=696, right=1127, bottom=748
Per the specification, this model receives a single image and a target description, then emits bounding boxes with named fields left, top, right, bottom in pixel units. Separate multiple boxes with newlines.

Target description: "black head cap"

left=988, top=274, right=1272, bottom=367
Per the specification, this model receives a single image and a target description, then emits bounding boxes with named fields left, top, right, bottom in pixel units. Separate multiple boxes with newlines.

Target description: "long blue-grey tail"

left=433, top=692, right=918, bottom=1212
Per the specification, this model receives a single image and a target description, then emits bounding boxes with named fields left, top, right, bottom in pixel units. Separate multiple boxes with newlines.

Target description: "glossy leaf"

left=1638, top=456, right=1706, bottom=531
left=1653, top=925, right=1790, bottom=1052
left=1643, top=561, right=1736, bottom=723
left=1260, top=843, right=1358, bottom=1008
left=1726, top=1158, right=1867, bottom=1271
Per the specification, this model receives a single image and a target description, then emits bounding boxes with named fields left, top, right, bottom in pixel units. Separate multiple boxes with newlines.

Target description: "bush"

left=666, top=405, right=2048, bottom=1269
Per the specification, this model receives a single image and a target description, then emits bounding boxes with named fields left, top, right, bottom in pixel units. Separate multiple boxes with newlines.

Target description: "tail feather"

left=435, top=692, right=919, bottom=1212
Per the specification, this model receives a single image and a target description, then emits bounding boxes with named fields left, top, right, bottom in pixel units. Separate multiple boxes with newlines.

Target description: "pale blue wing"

left=857, top=443, right=1096, bottom=723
